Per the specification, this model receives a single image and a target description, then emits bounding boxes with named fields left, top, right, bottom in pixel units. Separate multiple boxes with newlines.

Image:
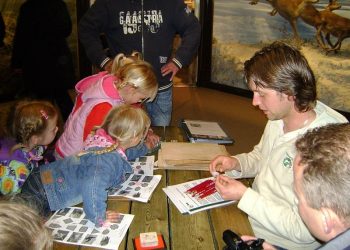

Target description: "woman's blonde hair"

left=0, top=201, right=53, bottom=250
left=8, top=100, right=58, bottom=146
left=111, top=52, right=158, bottom=102
left=99, top=104, right=150, bottom=147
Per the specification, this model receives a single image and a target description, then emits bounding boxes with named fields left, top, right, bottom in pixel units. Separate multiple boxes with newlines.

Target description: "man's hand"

left=161, top=61, right=179, bottom=81
left=241, top=235, right=275, bottom=250
left=209, top=155, right=239, bottom=175
left=215, top=175, right=247, bottom=200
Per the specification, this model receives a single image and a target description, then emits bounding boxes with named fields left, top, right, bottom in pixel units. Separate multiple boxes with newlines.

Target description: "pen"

left=185, top=179, right=217, bottom=199
left=186, top=179, right=213, bottom=194
left=198, top=186, right=217, bottom=199
left=195, top=181, right=215, bottom=197
left=195, top=181, right=215, bottom=193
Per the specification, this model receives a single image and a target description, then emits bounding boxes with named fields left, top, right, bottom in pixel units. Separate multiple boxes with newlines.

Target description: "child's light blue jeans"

left=145, top=87, right=172, bottom=126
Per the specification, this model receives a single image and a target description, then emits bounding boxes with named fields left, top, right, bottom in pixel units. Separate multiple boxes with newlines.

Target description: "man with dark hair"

left=241, top=123, right=350, bottom=249
left=209, top=42, right=348, bottom=249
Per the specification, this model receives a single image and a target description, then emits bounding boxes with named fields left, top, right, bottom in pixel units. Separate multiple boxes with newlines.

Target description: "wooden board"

left=157, top=142, right=229, bottom=171
left=53, top=126, right=254, bottom=250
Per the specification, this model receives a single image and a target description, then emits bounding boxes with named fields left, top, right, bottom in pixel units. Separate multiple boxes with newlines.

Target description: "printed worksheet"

left=163, top=177, right=235, bottom=214
left=108, top=173, right=162, bottom=203
left=45, top=207, right=134, bottom=250
left=129, top=155, right=155, bottom=176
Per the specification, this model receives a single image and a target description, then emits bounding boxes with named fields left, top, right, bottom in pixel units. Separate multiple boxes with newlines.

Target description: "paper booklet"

left=45, top=207, right=134, bottom=250
left=108, top=173, right=162, bottom=203
left=163, top=177, right=235, bottom=214
left=157, top=142, right=229, bottom=171
left=181, top=119, right=234, bottom=144
left=130, top=155, right=155, bottom=176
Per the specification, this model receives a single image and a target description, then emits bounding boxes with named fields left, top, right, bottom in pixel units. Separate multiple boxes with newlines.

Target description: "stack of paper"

left=157, top=142, right=229, bottom=171
left=45, top=207, right=134, bottom=250
left=163, top=177, right=235, bottom=214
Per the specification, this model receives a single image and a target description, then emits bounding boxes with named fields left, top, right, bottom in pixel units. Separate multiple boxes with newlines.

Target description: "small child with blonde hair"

left=0, top=100, right=58, bottom=195
left=21, top=104, right=150, bottom=226
left=0, top=200, right=53, bottom=250
left=56, top=52, right=159, bottom=158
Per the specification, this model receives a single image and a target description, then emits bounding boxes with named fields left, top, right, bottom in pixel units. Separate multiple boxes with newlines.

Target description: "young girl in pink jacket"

left=55, top=52, right=159, bottom=158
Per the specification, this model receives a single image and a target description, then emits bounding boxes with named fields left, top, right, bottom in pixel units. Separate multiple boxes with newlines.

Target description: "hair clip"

left=40, top=110, right=49, bottom=120
left=132, top=77, right=143, bottom=88
left=117, top=81, right=128, bottom=89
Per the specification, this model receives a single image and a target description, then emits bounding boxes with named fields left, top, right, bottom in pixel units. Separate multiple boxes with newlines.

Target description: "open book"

left=45, top=207, right=134, bottom=250
left=163, top=177, right=235, bottom=214
left=181, top=119, right=234, bottom=144
left=157, top=142, right=229, bottom=171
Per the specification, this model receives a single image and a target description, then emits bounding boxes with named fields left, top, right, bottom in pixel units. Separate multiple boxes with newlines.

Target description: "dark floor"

left=171, top=86, right=266, bottom=155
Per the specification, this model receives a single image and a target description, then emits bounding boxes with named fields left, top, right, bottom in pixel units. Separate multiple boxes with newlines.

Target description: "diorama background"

left=212, top=0, right=350, bottom=112
left=1, top=0, right=349, bottom=112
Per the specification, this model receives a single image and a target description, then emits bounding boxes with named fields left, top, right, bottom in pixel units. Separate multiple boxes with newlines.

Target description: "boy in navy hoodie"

left=79, top=0, right=201, bottom=126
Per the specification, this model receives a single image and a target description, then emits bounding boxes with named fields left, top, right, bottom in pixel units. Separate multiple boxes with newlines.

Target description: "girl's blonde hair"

left=9, top=100, right=57, bottom=146
left=0, top=201, right=53, bottom=250
left=111, top=52, right=158, bottom=102
left=99, top=104, right=151, bottom=146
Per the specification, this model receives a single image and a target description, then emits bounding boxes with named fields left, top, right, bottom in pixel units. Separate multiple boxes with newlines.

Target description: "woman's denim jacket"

left=40, top=147, right=134, bottom=226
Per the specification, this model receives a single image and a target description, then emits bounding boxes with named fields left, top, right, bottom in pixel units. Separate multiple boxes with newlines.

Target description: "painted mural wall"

left=212, top=0, right=350, bottom=112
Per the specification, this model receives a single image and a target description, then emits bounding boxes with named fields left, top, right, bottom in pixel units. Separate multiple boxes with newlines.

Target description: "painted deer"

left=249, top=0, right=320, bottom=40
left=299, top=0, right=342, bottom=51
left=317, top=3, right=350, bottom=52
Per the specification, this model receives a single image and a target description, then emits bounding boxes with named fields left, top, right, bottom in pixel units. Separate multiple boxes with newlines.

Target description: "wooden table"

left=54, top=127, right=253, bottom=250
